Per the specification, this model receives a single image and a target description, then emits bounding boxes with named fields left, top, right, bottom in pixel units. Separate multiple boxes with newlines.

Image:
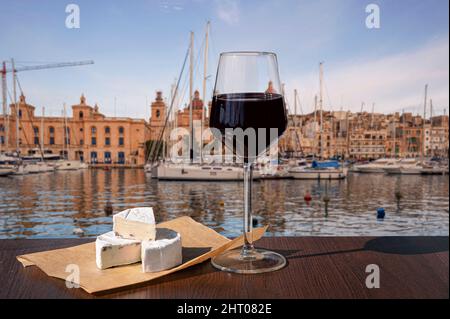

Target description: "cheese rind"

left=113, top=207, right=156, bottom=241
left=141, top=228, right=182, bottom=273
left=95, top=231, right=141, bottom=270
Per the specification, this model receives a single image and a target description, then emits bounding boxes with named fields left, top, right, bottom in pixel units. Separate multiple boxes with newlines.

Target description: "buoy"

left=377, top=208, right=385, bottom=219
left=304, top=192, right=312, bottom=202
left=73, top=228, right=84, bottom=235
left=104, top=202, right=113, bottom=216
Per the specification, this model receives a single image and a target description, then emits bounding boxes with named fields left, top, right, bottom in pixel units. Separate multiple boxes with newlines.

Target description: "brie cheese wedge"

left=95, top=231, right=141, bottom=270
left=141, top=228, right=182, bottom=273
left=113, top=207, right=156, bottom=241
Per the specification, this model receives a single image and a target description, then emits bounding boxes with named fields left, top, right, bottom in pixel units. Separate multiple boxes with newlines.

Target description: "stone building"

left=0, top=94, right=149, bottom=166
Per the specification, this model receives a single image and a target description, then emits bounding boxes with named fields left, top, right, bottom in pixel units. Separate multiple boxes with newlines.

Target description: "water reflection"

left=0, top=169, right=448, bottom=238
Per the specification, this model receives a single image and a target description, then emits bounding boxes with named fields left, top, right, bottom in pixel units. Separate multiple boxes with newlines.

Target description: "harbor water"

left=0, top=169, right=448, bottom=238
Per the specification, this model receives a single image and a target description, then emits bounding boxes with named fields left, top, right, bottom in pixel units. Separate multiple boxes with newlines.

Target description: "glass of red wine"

left=209, top=52, right=288, bottom=273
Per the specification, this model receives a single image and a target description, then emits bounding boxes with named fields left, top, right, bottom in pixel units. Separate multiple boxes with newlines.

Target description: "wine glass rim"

left=220, top=51, right=277, bottom=57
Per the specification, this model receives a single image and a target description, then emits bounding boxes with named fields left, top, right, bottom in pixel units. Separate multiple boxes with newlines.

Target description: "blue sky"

left=1, top=0, right=448, bottom=118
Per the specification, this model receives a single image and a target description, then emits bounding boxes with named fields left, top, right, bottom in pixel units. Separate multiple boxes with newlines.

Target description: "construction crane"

left=1, top=59, right=94, bottom=150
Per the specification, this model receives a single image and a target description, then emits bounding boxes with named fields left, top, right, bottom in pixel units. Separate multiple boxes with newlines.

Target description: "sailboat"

left=385, top=85, right=430, bottom=175
left=149, top=23, right=255, bottom=181
left=0, top=154, right=17, bottom=176
left=55, top=103, right=87, bottom=170
left=289, top=62, right=348, bottom=180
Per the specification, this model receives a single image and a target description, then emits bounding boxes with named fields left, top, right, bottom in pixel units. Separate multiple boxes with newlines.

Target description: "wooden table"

left=0, top=237, right=448, bottom=299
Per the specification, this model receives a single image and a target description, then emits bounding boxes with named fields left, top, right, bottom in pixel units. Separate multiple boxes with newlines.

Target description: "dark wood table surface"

left=0, top=237, right=448, bottom=299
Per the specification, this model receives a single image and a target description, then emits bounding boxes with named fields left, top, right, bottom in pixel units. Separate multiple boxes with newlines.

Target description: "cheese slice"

left=141, top=228, right=182, bottom=273
left=113, top=207, right=156, bottom=241
left=95, top=231, right=141, bottom=270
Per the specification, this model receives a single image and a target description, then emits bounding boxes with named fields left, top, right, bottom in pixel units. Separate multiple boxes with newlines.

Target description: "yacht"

left=353, top=158, right=399, bottom=173
left=55, top=160, right=88, bottom=171
left=156, top=162, right=259, bottom=181
left=384, top=158, right=421, bottom=175
left=289, top=160, right=348, bottom=180
left=14, top=161, right=55, bottom=175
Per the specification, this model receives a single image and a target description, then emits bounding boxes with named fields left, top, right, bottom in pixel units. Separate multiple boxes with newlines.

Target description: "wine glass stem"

left=242, top=162, right=255, bottom=259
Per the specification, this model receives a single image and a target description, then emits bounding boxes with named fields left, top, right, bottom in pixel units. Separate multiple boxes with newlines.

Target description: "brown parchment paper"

left=17, top=216, right=267, bottom=294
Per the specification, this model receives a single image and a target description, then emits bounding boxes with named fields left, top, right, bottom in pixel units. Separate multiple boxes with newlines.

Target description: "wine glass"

left=209, top=52, right=287, bottom=273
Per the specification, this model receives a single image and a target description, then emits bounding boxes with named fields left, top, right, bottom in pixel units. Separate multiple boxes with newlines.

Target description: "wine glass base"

left=211, top=248, right=287, bottom=274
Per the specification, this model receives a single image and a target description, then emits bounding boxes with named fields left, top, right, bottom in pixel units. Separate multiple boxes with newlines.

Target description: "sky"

left=0, top=0, right=448, bottom=119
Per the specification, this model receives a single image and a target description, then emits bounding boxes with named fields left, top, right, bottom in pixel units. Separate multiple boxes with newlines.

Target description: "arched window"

left=33, top=127, right=39, bottom=135
left=79, top=111, right=84, bottom=119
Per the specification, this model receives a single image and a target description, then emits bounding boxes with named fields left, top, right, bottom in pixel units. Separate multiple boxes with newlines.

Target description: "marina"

left=0, top=168, right=448, bottom=238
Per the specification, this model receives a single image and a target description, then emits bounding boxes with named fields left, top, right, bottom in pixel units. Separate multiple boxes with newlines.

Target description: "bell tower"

left=149, top=91, right=167, bottom=140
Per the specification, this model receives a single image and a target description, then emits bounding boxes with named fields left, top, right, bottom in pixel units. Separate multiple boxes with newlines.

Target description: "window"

left=0, top=124, right=4, bottom=132
left=91, top=137, right=97, bottom=145
left=118, top=152, right=125, bottom=164
left=49, top=126, right=55, bottom=134
left=80, top=139, right=84, bottom=145
left=18, top=109, right=22, bottom=118
left=49, top=137, right=55, bottom=145
left=104, top=151, right=111, bottom=164
left=105, top=137, right=110, bottom=146
left=91, top=126, right=97, bottom=134
left=0, top=136, right=4, bottom=145
left=118, top=126, right=124, bottom=135
left=118, top=137, right=124, bottom=146
left=105, top=126, right=110, bottom=134
left=33, top=127, right=39, bottom=134
left=34, top=137, right=39, bottom=145
left=90, top=152, right=98, bottom=164
left=156, top=110, right=160, bottom=118
left=79, top=111, right=84, bottom=119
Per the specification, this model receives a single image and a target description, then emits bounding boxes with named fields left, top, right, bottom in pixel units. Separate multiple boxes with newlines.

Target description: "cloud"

left=216, top=0, right=240, bottom=26
left=285, top=37, right=449, bottom=115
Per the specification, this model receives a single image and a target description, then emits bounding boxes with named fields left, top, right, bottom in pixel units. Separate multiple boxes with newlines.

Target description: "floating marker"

left=377, top=208, right=385, bottom=219
left=104, top=202, right=113, bottom=216
left=304, top=192, right=312, bottom=202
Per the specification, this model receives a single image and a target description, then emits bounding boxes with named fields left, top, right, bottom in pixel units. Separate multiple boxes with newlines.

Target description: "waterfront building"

left=0, top=94, right=149, bottom=166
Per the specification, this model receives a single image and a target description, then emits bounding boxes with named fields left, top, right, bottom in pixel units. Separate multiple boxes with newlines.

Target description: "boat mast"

left=11, top=59, right=20, bottom=155
left=201, top=21, right=210, bottom=164
left=189, top=31, right=194, bottom=162
left=64, top=103, right=69, bottom=160
left=421, top=84, right=428, bottom=162
left=313, top=94, right=317, bottom=160
left=392, top=118, right=396, bottom=158
left=319, top=62, right=324, bottom=159
left=1, top=62, right=7, bottom=152
left=370, top=103, right=375, bottom=129
left=40, top=107, right=45, bottom=156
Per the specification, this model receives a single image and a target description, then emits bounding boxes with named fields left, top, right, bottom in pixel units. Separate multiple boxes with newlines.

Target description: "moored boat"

left=289, top=160, right=348, bottom=180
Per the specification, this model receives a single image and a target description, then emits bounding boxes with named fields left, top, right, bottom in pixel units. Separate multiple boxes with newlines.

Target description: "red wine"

left=209, top=93, right=287, bottom=160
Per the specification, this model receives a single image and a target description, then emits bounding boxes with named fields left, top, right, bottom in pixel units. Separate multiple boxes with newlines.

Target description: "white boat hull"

left=0, top=165, right=16, bottom=176
left=14, top=162, right=55, bottom=175
left=56, top=160, right=87, bottom=171
left=356, top=167, right=387, bottom=174
left=157, top=164, right=252, bottom=181
left=290, top=167, right=348, bottom=180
